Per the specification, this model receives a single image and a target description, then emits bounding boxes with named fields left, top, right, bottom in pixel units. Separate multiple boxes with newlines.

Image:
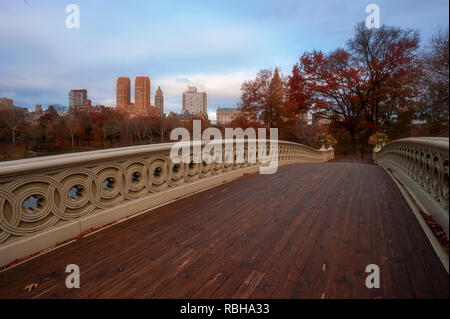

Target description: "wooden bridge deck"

left=0, top=159, right=448, bottom=298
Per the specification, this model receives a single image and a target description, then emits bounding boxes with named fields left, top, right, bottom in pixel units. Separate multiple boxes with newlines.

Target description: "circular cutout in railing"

left=22, top=195, right=44, bottom=213
left=102, top=177, right=116, bottom=192
left=154, top=167, right=162, bottom=178
left=68, top=185, right=84, bottom=201
left=131, top=172, right=141, bottom=184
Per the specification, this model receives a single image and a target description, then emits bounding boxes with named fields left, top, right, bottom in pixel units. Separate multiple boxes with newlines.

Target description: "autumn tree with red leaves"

left=347, top=22, right=420, bottom=131
left=298, top=22, right=420, bottom=152
left=299, top=48, right=368, bottom=144
left=239, top=67, right=312, bottom=140
left=240, top=68, right=284, bottom=128
left=237, top=22, right=423, bottom=154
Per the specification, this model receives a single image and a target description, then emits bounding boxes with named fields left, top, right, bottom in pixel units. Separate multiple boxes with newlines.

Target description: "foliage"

left=0, top=107, right=196, bottom=161
left=237, top=22, right=446, bottom=154
left=317, top=133, right=338, bottom=146
left=368, top=132, right=389, bottom=146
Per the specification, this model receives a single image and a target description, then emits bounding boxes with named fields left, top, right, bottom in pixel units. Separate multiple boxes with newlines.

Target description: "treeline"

left=0, top=107, right=207, bottom=161
left=236, top=22, right=449, bottom=154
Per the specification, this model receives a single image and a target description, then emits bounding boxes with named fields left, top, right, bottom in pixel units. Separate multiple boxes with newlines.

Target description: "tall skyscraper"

left=68, top=89, right=87, bottom=108
left=182, top=86, right=207, bottom=115
left=154, top=86, right=164, bottom=115
left=135, top=76, right=151, bottom=113
left=116, top=77, right=131, bottom=112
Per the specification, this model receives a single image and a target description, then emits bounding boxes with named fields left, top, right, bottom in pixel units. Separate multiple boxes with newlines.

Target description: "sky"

left=0, top=0, right=448, bottom=120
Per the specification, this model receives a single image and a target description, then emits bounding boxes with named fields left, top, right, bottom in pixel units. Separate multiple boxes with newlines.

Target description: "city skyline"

left=0, top=0, right=448, bottom=120
left=115, top=75, right=164, bottom=117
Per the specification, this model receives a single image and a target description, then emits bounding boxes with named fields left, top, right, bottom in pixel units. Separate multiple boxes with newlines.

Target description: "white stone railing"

left=373, top=137, right=449, bottom=236
left=0, top=139, right=333, bottom=266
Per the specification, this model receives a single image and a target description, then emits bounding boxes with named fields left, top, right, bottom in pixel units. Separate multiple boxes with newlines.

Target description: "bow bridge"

left=0, top=138, right=448, bottom=298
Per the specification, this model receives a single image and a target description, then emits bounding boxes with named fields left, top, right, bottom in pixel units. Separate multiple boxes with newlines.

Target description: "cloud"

left=157, top=72, right=253, bottom=97
left=0, top=91, right=16, bottom=99
left=176, top=78, right=192, bottom=84
left=208, top=111, right=217, bottom=121
left=99, top=98, right=115, bottom=106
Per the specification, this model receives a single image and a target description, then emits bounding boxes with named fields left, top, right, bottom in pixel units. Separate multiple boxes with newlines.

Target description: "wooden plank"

left=231, top=270, right=266, bottom=299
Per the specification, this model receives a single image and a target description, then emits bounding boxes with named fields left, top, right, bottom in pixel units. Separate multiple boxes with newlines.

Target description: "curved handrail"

left=373, top=137, right=449, bottom=236
left=0, top=139, right=330, bottom=177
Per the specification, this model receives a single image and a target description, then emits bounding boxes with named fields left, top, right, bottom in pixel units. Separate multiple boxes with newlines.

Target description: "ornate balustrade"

left=0, top=139, right=333, bottom=266
left=373, top=137, right=449, bottom=236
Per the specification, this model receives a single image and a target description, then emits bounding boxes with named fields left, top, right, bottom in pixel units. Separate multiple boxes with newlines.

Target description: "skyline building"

left=216, top=107, right=240, bottom=125
left=154, top=86, right=164, bottom=116
left=0, top=97, right=14, bottom=110
left=68, top=89, right=87, bottom=108
left=182, top=86, right=207, bottom=116
left=68, top=89, right=106, bottom=114
left=116, top=77, right=131, bottom=112
left=115, top=76, right=164, bottom=117
left=134, top=76, right=151, bottom=114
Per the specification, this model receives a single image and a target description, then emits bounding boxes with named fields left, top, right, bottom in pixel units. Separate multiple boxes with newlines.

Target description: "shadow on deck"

left=0, top=159, right=448, bottom=298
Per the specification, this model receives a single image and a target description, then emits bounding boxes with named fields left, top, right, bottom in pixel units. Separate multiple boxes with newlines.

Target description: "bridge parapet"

left=373, top=137, right=449, bottom=236
left=0, top=139, right=333, bottom=267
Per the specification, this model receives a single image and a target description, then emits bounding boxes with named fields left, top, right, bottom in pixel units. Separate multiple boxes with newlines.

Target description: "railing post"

left=319, top=144, right=328, bottom=162
left=372, top=144, right=382, bottom=164
left=327, top=145, right=335, bottom=161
